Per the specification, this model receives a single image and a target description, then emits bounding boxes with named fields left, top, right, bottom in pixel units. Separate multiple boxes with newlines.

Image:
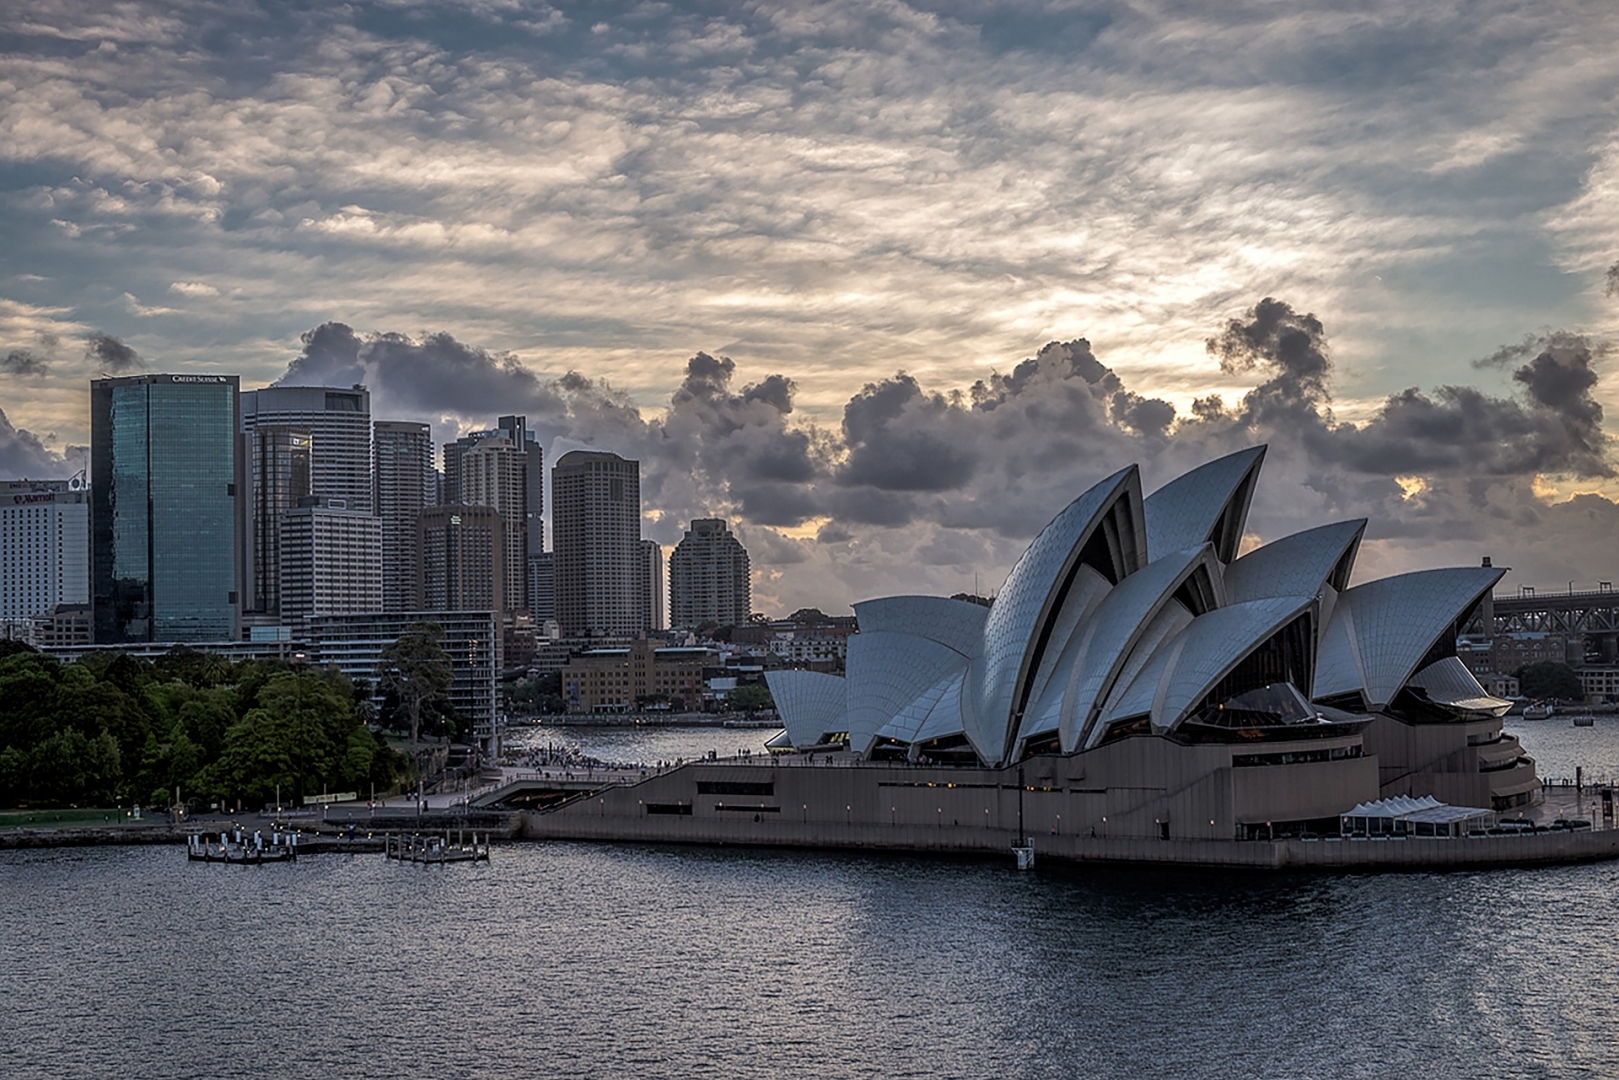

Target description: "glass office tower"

left=91, top=374, right=241, bottom=643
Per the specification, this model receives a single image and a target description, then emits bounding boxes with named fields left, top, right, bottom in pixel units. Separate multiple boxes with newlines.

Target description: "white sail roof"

left=1223, top=519, right=1365, bottom=604
left=967, top=465, right=1143, bottom=765
left=1403, top=656, right=1512, bottom=716
left=1056, top=544, right=1225, bottom=751
left=853, top=595, right=988, bottom=658
left=1142, top=446, right=1265, bottom=563
left=1313, top=567, right=1504, bottom=708
left=1100, top=595, right=1316, bottom=732
left=845, top=631, right=972, bottom=755
left=764, top=669, right=847, bottom=749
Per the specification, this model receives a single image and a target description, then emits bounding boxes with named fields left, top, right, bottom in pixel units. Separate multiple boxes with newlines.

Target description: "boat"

left=1523, top=703, right=1555, bottom=720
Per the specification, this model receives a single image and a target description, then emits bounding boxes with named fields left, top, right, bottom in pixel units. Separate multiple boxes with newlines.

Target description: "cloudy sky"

left=3, top=0, right=1618, bottom=614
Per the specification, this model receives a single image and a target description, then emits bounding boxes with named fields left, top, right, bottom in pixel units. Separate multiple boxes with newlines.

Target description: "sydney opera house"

left=764, top=446, right=1539, bottom=835
left=526, top=447, right=1595, bottom=866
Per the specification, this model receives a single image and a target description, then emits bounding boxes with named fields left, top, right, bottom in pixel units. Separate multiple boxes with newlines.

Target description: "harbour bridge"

left=1466, top=585, right=1619, bottom=664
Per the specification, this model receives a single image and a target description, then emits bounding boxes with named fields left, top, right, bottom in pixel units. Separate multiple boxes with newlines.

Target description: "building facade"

left=639, top=538, right=665, bottom=631
left=92, top=373, right=241, bottom=643
left=552, top=450, right=641, bottom=637
left=416, top=504, right=504, bottom=614
left=496, top=414, right=545, bottom=590
left=304, top=610, right=499, bottom=732
left=461, top=434, right=528, bottom=614
left=373, top=420, right=435, bottom=610
left=668, top=518, right=750, bottom=629
left=561, top=640, right=712, bottom=712
left=246, top=426, right=311, bottom=615
left=277, top=496, right=383, bottom=632
left=1, top=480, right=89, bottom=624
left=242, top=385, right=373, bottom=513
left=528, top=551, right=555, bottom=625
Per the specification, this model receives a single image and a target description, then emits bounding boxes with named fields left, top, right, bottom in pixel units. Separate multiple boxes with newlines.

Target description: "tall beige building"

left=277, top=496, right=383, bottom=634
left=638, top=538, right=665, bottom=631
left=460, top=434, right=528, bottom=615
left=552, top=450, right=640, bottom=637
left=416, top=504, right=504, bottom=614
left=374, top=420, right=434, bottom=610
left=669, top=518, right=751, bottom=628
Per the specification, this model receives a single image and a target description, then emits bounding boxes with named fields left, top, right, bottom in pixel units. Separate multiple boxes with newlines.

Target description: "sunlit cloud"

left=2, top=0, right=1618, bottom=609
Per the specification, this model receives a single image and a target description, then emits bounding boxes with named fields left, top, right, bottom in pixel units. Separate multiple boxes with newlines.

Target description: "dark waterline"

left=5, top=720, right=1619, bottom=1079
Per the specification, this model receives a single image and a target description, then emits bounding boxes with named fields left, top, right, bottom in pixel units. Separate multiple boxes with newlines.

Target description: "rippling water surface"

left=6, top=721, right=1619, bottom=1079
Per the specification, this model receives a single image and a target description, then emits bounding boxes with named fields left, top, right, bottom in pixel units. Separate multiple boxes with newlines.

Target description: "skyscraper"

left=416, top=504, right=504, bottom=613
left=440, top=428, right=494, bottom=506
left=91, top=373, right=241, bottom=643
left=669, top=518, right=751, bottom=629
left=638, top=538, right=665, bottom=631
left=529, top=550, right=555, bottom=625
left=496, top=413, right=545, bottom=574
left=277, top=496, right=383, bottom=633
left=241, top=385, right=373, bottom=513
left=461, top=433, right=528, bottom=615
left=247, top=426, right=311, bottom=615
left=444, top=415, right=545, bottom=612
left=552, top=450, right=640, bottom=637
left=0, top=480, right=89, bottom=627
left=374, top=420, right=435, bottom=610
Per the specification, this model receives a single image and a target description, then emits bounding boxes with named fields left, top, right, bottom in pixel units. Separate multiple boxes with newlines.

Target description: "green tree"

left=729, top=683, right=774, bottom=713
left=376, top=621, right=454, bottom=747
left=1516, top=661, right=1583, bottom=702
left=202, top=670, right=351, bottom=804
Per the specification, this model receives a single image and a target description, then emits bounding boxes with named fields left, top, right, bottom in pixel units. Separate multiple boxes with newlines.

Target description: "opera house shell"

left=766, top=446, right=1543, bottom=838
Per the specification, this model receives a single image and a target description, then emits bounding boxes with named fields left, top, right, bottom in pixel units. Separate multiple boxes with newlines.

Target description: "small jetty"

left=188, top=828, right=299, bottom=864
left=385, top=830, right=490, bottom=864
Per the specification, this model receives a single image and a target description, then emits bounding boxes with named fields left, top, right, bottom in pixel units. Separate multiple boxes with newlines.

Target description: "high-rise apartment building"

left=0, top=480, right=90, bottom=625
left=91, top=373, right=241, bottom=643
left=277, top=496, right=383, bottom=633
left=529, top=551, right=555, bottom=626
left=241, top=385, right=373, bottom=513
left=443, top=415, right=544, bottom=612
left=552, top=450, right=641, bottom=637
left=496, top=414, right=545, bottom=575
left=440, top=428, right=494, bottom=507
left=374, top=420, right=435, bottom=610
left=247, top=426, right=311, bottom=615
left=638, top=538, right=665, bottom=631
left=669, top=518, right=751, bottom=629
left=416, top=504, right=504, bottom=614
left=461, top=434, right=528, bottom=615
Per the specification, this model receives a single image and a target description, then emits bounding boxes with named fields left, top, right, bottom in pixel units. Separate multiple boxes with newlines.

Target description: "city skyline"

left=3, top=1, right=1619, bottom=615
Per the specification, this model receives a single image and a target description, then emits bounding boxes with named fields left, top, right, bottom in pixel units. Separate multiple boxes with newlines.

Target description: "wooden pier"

left=384, top=830, right=490, bottom=864
left=187, top=828, right=299, bottom=864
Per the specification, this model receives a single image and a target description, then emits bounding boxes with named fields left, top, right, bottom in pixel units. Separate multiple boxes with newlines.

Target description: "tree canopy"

left=1516, top=661, right=1583, bottom=702
left=0, top=647, right=405, bottom=809
left=377, top=621, right=455, bottom=746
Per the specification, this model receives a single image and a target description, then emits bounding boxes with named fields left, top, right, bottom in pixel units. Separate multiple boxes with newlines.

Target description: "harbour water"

left=6, top=720, right=1619, bottom=1079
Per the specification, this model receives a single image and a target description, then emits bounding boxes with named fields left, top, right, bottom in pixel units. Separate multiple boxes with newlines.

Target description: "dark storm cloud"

left=1206, top=297, right=1331, bottom=416
left=275, top=326, right=834, bottom=535
left=1190, top=302, right=1613, bottom=482
left=0, top=407, right=67, bottom=478
left=1110, top=390, right=1176, bottom=437
left=2, top=349, right=49, bottom=376
left=84, top=332, right=142, bottom=373
left=839, top=374, right=977, bottom=492
left=1607, top=260, right=1619, bottom=297
left=276, top=303, right=1617, bottom=611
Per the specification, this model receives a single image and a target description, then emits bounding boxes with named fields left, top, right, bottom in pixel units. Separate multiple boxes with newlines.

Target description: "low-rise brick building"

left=562, top=640, right=713, bottom=712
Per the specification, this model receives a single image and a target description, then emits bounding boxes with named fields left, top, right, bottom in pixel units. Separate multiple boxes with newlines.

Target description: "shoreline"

left=513, top=714, right=782, bottom=729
